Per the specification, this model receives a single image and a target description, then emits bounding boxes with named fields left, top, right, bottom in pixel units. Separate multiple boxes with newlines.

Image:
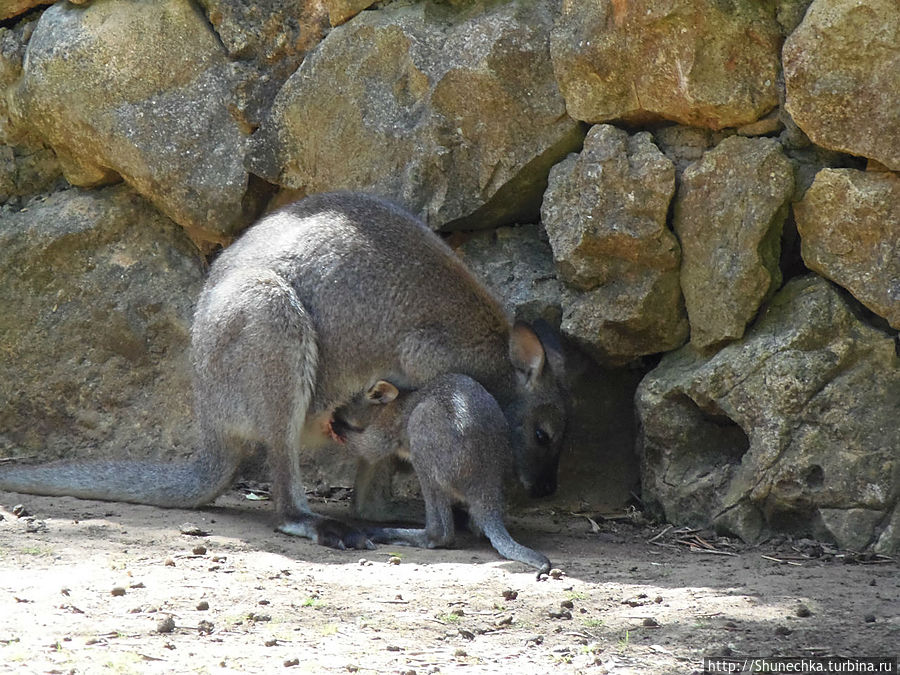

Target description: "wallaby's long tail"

left=475, top=510, right=552, bottom=578
left=0, top=454, right=235, bottom=509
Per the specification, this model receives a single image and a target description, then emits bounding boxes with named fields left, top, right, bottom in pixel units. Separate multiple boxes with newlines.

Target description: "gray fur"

left=0, top=192, right=566, bottom=550
left=335, top=374, right=552, bottom=577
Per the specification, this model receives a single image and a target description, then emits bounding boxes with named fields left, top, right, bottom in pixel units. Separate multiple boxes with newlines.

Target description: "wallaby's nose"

left=530, top=475, right=557, bottom=498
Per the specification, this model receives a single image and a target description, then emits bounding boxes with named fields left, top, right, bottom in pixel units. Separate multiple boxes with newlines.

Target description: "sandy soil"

left=0, top=487, right=897, bottom=674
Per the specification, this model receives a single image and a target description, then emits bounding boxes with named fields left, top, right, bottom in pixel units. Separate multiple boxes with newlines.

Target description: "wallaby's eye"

left=534, top=427, right=551, bottom=446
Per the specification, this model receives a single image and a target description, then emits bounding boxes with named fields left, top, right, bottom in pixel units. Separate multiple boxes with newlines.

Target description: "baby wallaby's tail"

left=0, top=452, right=236, bottom=509
left=471, top=507, right=551, bottom=578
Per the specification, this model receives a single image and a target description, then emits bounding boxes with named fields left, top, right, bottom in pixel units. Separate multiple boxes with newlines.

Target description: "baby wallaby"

left=333, top=373, right=552, bottom=578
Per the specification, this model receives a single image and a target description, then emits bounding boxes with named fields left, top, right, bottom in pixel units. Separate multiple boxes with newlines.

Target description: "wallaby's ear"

left=530, top=318, right=566, bottom=383
left=509, top=322, right=546, bottom=386
left=366, top=380, right=399, bottom=404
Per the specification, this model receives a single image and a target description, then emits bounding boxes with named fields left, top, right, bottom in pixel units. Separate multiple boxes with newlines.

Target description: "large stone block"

left=0, top=186, right=204, bottom=465
left=784, top=0, right=900, bottom=170
left=550, top=0, right=781, bottom=130
left=637, top=276, right=900, bottom=553
left=455, top=224, right=563, bottom=328
left=674, top=136, right=794, bottom=350
left=196, top=0, right=332, bottom=130
left=0, top=0, right=43, bottom=22
left=796, top=168, right=900, bottom=329
left=0, top=14, right=63, bottom=205
left=542, top=125, right=687, bottom=365
left=11, top=1, right=260, bottom=242
left=247, top=0, right=583, bottom=230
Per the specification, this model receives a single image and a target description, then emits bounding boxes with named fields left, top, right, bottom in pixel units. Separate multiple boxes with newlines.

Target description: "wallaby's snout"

left=514, top=450, right=560, bottom=498
left=529, top=462, right=559, bottom=498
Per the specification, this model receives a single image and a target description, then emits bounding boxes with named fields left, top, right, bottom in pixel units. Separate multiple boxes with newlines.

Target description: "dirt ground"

left=0, top=487, right=897, bottom=675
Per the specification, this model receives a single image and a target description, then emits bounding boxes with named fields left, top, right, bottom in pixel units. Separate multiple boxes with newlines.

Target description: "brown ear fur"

left=366, top=380, right=400, bottom=404
left=509, top=322, right=546, bottom=383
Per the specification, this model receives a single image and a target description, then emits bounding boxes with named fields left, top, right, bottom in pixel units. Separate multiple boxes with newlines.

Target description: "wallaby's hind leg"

left=193, top=269, right=372, bottom=549
left=352, top=457, right=394, bottom=520
left=353, top=456, right=422, bottom=523
left=364, top=480, right=455, bottom=549
left=273, top=444, right=374, bottom=550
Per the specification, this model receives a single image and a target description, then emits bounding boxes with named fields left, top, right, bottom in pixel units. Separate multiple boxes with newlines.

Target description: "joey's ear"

left=509, top=322, right=546, bottom=385
left=366, top=380, right=399, bottom=404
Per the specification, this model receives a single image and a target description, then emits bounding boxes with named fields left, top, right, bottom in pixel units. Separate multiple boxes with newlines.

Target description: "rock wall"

left=1, top=0, right=897, bottom=551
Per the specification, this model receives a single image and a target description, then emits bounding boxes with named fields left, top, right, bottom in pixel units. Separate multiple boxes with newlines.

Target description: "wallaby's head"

left=505, top=320, right=567, bottom=499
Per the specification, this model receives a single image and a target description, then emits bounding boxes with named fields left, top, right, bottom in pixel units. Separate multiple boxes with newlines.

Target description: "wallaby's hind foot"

left=278, top=514, right=375, bottom=550
left=362, top=526, right=434, bottom=548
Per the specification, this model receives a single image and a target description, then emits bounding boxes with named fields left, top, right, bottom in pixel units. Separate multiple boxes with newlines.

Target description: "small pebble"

left=12, top=504, right=30, bottom=518
left=450, top=608, right=464, bottom=617
left=192, top=545, right=207, bottom=556
left=548, top=568, right=565, bottom=580
left=164, top=558, right=176, bottom=567
left=198, top=620, right=214, bottom=635
left=156, top=616, right=176, bottom=634
left=548, top=609, right=572, bottom=620
left=496, top=615, right=514, bottom=626
left=864, top=613, right=876, bottom=623
left=458, top=628, right=475, bottom=641
left=196, top=601, right=210, bottom=611
left=502, top=589, right=518, bottom=601
left=796, top=604, right=812, bottom=618
left=642, top=617, right=659, bottom=627
left=775, top=625, right=792, bottom=636
left=388, top=556, right=402, bottom=565
left=560, top=599, right=574, bottom=609
left=266, top=639, right=279, bottom=647
left=386, top=645, right=401, bottom=652
left=111, top=587, right=126, bottom=597
left=180, top=523, right=208, bottom=537
left=284, top=658, right=299, bottom=667
left=454, top=649, right=467, bottom=658
left=24, top=518, right=47, bottom=533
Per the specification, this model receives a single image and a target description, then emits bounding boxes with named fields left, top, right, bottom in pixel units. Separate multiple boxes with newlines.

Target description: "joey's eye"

left=534, top=428, right=551, bottom=446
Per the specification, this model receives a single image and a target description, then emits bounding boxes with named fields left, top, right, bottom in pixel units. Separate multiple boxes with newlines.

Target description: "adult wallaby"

left=0, top=192, right=566, bottom=549
left=332, top=374, right=552, bottom=577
